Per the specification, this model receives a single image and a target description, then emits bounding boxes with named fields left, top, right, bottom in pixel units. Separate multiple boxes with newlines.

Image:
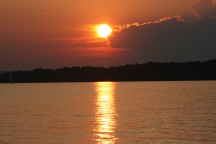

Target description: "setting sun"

left=97, top=24, right=112, bottom=38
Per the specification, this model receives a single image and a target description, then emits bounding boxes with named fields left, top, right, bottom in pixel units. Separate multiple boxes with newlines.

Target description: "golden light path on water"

left=94, top=82, right=117, bottom=144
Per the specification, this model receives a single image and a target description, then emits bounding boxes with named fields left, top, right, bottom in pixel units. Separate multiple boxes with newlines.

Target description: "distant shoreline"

left=0, top=80, right=216, bottom=84
left=1, top=59, right=216, bottom=83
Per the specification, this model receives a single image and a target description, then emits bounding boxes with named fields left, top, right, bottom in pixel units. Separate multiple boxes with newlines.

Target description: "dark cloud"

left=192, top=0, right=216, bottom=19
left=109, top=1, right=216, bottom=63
left=109, top=16, right=216, bottom=62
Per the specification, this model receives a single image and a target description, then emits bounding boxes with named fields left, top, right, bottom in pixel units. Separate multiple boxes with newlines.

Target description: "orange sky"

left=1, top=0, right=215, bottom=70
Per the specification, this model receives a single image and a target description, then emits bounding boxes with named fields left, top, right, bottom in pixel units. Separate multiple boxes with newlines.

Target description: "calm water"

left=0, top=81, right=216, bottom=144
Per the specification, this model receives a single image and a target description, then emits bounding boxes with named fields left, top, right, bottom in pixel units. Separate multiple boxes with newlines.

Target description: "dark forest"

left=1, top=59, right=216, bottom=83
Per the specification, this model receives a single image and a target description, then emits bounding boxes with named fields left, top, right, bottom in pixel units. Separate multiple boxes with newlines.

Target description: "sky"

left=0, top=0, right=216, bottom=70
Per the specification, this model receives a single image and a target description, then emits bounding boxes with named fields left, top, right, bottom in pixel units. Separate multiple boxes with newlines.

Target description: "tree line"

left=0, top=59, right=216, bottom=83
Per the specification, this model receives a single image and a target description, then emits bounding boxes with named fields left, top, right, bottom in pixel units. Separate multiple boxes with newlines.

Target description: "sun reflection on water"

left=94, top=82, right=117, bottom=144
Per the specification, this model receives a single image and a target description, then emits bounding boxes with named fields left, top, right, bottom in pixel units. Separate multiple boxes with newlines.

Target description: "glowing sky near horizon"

left=0, top=0, right=216, bottom=70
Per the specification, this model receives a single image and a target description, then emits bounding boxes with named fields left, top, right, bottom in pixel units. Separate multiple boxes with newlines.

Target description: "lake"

left=0, top=81, right=216, bottom=144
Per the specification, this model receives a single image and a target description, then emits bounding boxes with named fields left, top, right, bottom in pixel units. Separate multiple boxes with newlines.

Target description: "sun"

left=97, top=24, right=112, bottom=38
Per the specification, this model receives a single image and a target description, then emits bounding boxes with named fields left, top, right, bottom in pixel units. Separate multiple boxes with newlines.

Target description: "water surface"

left=0, top=81, right=216, bottom=144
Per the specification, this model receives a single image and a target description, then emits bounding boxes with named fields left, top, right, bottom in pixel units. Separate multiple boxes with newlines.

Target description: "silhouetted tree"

left=0, top=59, right=216, bottom=83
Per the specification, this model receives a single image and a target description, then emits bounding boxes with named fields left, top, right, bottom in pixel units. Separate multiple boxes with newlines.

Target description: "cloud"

left=109, top=16, right=216, bottom=62
left=113, top=16, right=184, bottom=33
left=49, top=37, right=108, bottom=48
left=192, top=0, right=216, bottom=19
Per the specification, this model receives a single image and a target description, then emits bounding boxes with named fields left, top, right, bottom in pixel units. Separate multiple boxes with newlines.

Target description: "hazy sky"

left=0, top=0, right=216, bottom=70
